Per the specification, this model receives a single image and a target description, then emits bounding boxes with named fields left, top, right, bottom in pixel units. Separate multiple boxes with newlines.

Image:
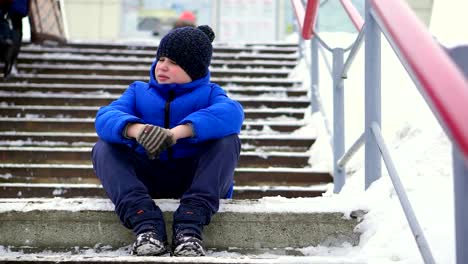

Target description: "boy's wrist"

left=171, top=124, right=194, bottom=141
left=125, top=123, right=146, bottom=139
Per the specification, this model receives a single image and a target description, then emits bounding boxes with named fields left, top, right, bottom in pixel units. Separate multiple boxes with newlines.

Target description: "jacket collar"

left=149, top=59, right=211, bottom=98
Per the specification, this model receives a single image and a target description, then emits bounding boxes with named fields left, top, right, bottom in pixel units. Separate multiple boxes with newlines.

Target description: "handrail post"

left=453, top=147, right=468, bottom=264
left=333, top=48, right=345, bottom=192
left=310, top=15, right=320, bottom=113
left=364, top=0, right=382, bottom=189
left=295, top=19, right=305, bottom=60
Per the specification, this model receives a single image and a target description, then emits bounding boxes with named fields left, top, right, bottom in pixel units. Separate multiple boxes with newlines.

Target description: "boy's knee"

left=91, top=139, right=123, bottom=162
left=92, top=139, right=110, bottom=158
left=209, top=134, right=240, bottom=152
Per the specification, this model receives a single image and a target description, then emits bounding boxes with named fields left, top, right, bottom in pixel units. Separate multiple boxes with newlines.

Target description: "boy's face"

left=155, top=57, right=192, bottom=84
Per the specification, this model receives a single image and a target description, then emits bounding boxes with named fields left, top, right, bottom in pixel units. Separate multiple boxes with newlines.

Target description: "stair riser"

left=0, top=207, right=359, bottom=249
left=3, top=76, right=300, bottom=87
left=0, top=120, right=303, bottom=133
left=17, top=67, right=289, bottom=78
left=0, top=97, right=309, bottom=108
left=0, top=108, right=305, bottom=119
left=0, top=134, right=315, bottom=152
left=20, top=51, right=298, bottom=61
left=0, top=186, right=324, bottom=199
left=0, top=134, right=314, bottom=150
left=18, top=58, right=297, bottom=69
left=57, top=41, right=299, bottom=50
left=0, top=86, right=308, bottom=97
left=0, top=167, right=331, bottom=185
left=21, top=45, right=299, bottom=54
left=0, top=150, right=310, bottom=168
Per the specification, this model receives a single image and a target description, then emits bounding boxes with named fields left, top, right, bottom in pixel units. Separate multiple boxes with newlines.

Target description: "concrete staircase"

left=0, top=41, right=332, bottom=199
left=0, top=41, right=364, bottom=262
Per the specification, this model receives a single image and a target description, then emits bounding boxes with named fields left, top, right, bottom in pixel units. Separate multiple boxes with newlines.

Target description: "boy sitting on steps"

left=92, top=25, right=244, bottom=257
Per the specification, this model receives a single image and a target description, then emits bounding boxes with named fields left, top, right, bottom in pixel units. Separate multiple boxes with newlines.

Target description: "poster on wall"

left=217, top=0, right=277, bottom=43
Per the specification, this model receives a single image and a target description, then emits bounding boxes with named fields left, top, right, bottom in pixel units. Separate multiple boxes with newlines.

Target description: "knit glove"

left=136, top=124, right=175, bottom=159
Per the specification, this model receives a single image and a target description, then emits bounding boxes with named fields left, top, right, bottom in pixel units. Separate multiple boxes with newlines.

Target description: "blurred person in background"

left=0, top=0, right=28, bottom=78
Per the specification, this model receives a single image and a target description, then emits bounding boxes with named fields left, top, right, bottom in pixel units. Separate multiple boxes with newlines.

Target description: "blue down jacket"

left=95, top=60, right=244, bottom=160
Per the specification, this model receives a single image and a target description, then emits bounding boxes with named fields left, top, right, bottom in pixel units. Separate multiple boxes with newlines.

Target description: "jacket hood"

left=149, top=59, right=211, bottom=98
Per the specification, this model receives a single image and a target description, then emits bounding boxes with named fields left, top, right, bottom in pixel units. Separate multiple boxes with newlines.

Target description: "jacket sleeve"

left=95, top=82, right=144, bottom=144
left=179, top=85, right=244, bottom=143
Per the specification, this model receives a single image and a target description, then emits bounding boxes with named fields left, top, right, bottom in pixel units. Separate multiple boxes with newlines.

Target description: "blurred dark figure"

left=0, top=0, right=29, bottom=79
left=173, top=11, right=196, bottom=29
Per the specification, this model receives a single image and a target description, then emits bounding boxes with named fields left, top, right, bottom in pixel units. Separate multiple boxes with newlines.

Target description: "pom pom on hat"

left=156, top=25, right=215, bottom=81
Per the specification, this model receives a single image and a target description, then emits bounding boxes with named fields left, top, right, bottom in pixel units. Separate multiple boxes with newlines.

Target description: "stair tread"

left=0, top=117, right=306, bottom=126
left=0, top=182, right=329, bottom=191
left=21, top=48, right=298, bottom=61
left=0, top=105, right=308, bottom=111
left=0, top=92, right=306, bottom=99
left=0, top=197, right=352, bottom=216
left=0, top=255, right=365, bottom=264
left=0, top=146, right=311, bottom=156
left=0, top=163, right=325, bottom=171
left=0, top=82, right=307, bottom=90
left=2, top=73, right=301, bottom=83
left=19, top=54, right=298, bottom=65
left=0, top=131, right=315, bottom=140
left=22, top=42, right=299, bottom=52
left=0, top=184, right=330, bottom=199
left=18, top=63, right=293, bottom=73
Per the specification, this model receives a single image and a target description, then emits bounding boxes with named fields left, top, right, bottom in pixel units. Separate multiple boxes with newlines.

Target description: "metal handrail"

left=339, top=0, right=364, bottom=31
left=371, top=123, right=435, bottom=263
left=371, top=0, right=468, bottom=160
left=291, top=0, right=468, bottom=263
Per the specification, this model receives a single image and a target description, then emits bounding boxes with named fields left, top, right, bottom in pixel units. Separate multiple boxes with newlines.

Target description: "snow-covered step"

left=0, top=164, right=331, bottom=187
left=4, top=73, right=302, bottom=87
left=0, top=92, right=308, bottom=108
left=19, top=48, right=299, bottom=61
left=18, top=54, right=298, bottom=69
left=59, top=40, right=298, bottom=50
left=0, top=255, right=366, bottom=264
left=0, top=105, right=306, bottom=119
left=0, top=147, right=312, bottom=168
left=0, top=118, right=306, bottom=133
left=0, top=183, right=331, bottom=199
left=0, top=131, right=316, bottom=151
left=17, top=64, right=292, bottom=78
left=0, top=82, right=308, bottom=97
left=0, top=198, right=361, bottom=251
left=22, top=41, right=299, bottom=54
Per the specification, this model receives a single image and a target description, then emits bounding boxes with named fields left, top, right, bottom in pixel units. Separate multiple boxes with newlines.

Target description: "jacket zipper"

left=165, top=90, right=175, bottom=159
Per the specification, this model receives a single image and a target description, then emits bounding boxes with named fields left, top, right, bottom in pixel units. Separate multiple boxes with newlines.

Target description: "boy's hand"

left=136, top=124, right=175, bottom=159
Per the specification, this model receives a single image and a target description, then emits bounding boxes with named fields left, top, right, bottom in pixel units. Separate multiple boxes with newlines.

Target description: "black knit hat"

left=156, top=25, right=215, bottom=81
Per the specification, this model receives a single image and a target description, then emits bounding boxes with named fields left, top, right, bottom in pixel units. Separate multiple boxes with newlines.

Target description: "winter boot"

left=171, top=203, right=211, bottom=257
left=125, top=201, right=169, bottom=256
left=131, top=230, right=169, bottom=256
left=172, top=232, right=205, bottom=257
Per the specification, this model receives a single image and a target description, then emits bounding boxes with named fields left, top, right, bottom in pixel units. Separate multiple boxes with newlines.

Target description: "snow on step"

left=0, top=183, right=330, bottom=199
left=0, top=198, right=362, bottom=251
left=0, top=255, right=367, bottom=264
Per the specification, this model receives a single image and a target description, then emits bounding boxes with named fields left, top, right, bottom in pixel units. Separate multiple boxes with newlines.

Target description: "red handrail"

left=372, top=0, right=468, bottom=159
left=340, top=0, right=364, bottom=31
left=291, top=0, right=319, bottom=39
left=292, top=0, right=364, bottom=39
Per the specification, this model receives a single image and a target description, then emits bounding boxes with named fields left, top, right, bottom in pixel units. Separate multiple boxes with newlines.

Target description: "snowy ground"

left=287, top=1, right=468, bottom=263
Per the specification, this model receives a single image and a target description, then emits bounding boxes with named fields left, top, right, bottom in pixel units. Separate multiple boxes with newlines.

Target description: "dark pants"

left=91, top=134, right=241, bottom=237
